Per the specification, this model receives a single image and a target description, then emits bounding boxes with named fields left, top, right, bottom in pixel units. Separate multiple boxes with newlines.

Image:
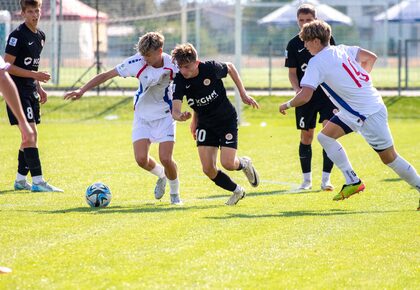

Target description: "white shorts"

left=132, top=114, right=176, bottom=143
left=337, top=104, right=394, bottom=151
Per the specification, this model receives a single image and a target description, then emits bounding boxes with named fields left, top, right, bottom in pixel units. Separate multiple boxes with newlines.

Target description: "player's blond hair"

left=297, top=4, right=316, bottom=18
left=299, top=20, right=331, bottom=46
left=135, top=32, right=164, bottom=55
left=20, top=0, right=42, bottom=11
left=171, top=43, right=198, bottom=66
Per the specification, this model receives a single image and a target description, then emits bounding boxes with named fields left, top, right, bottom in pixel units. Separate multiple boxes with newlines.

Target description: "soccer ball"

left=85, top=182, right=111, bottom=208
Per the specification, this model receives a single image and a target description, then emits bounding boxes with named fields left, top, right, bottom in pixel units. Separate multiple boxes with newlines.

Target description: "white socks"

left=149, top=164, right=165, bottom=178
left=322, top=171, right=331, bottom=184
left=16, top=173, right=27, bottom=182
left=387, top=156, right=420, bottom=192
left=302, top=172, right=312, bottom=183
left=318, top=132, right=359, bottom=184
left=168, top=178, right=180, bottom=195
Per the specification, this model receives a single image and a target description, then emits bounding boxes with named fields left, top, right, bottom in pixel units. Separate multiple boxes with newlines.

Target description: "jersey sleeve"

left=5, top=30, right=22, bottom=57
left=300, top=58, right=324, bottom=90
left=172, top=75, right=185, bottom=101
left=115, top=54, right=146, bottom=78
left=285, top=40, right=297, bottom=68
left=208, top=61, right=228, bottom=79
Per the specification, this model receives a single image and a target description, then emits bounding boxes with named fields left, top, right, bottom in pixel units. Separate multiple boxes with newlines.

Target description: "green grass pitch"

left=0, top=95, right=419, bottom=289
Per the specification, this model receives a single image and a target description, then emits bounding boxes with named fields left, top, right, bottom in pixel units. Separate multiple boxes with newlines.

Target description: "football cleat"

left=298, top=180, right=312, bottom=190
left=241, top=157, right=259, bottom=187
left=14, top=180, right=32, bottom=191
left=333, top=180, right=365, bottom=201
left=321, top=182, right=334, bottom=191
left=225, top=186, right=246, bottom=206
left=154, top=177, right=167, bottom=200
left=31, top=181, right=63, bottom=192
left=170, top=194, right=183, bottom=205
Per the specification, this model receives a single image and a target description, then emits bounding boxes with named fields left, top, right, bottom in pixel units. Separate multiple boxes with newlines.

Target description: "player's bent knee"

left=220, top=159, right=236, bottom=171
left=135, top=156, right=149, bottom=168
left=202, top=166, right=217, bottom=178
left=317, top=132, right=333, bottom=147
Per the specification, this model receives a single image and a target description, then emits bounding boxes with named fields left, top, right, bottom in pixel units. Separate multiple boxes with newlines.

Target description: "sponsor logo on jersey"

left=298, top=47, right=305, bottom=53
left=9, top=37, right=18, bottom=47
left=28, top=41, right=34, bottom=46
left=187, top=90, right=219, bottom=107
left=186, top=84, right=191, bottom=89
left=24, top=57, right=32, bottom=66
left=203, top=78, right=211, bottom=86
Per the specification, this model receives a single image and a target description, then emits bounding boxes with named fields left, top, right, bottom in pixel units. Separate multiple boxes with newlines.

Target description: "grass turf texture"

left=0, top=96, right=419, bottom=289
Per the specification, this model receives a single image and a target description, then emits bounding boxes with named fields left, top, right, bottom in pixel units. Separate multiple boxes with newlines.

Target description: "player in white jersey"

left=279, top=20, right=420, bottom=210
left=64, top=32, right=182, bottom=205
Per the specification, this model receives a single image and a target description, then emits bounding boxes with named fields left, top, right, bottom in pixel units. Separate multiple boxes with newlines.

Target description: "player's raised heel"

left=154, top=177, right=167, bottom=200
left=14, top=180, right=32, bottom=191
left=225, top=186, right=246, bottom=206
left=31, top=181, right=63, bottom=192
left=240, top=157, right=259, bottom=187
left=333, top=180, right=365, bottom=201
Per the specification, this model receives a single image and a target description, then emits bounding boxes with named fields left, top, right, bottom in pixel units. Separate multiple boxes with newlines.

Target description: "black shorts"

left=295, top=95, right=335, bottom=130
left=7, top=90, right=40, bottom=125
left=196, top=119, right=238, bottom=149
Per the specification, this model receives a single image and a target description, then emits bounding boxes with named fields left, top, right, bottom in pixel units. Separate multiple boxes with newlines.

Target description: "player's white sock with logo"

left=150, top=164, right=166, bottom=178
left=387, top=156, right=420, bottom=192
left=318, top=132, right=359, bottom=184
left=168, top=178, right=180, bottom=195
left=32, top=175, right=44, bottom=184
left=302, top=172, right=312, bottom=183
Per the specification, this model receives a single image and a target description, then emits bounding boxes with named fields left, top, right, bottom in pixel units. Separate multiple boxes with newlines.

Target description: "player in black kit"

left=4, top=0, right=62, bottom=192
left=171, top=43, right=259, bottom=206
left=284, top=4, right=336, bottom=191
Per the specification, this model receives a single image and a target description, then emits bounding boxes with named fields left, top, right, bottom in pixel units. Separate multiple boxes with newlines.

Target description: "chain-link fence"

left=0, top=0, right=419, bottom=91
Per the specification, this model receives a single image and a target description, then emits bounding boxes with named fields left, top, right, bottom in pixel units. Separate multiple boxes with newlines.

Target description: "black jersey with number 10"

left=173, top=60, right=237, bottom=127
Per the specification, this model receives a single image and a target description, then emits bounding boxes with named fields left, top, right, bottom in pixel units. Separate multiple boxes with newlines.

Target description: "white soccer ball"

left=85, top=182, right=111, bottom=208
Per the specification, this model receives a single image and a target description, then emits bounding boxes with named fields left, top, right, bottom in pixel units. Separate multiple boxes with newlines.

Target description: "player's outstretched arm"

left=64, top=68, right=119, bottom=100
left=279, top=87, right=314, bottom=115
left=172, top=99, right=191, bottom=122
left=357, top=48, right=377, bottom=73
left=226, top=62, right=259, bottom=109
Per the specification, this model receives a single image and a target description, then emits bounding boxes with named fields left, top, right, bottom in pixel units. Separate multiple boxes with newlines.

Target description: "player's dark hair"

left=20, top=0, right=42, bottom=11
left=297, top=4, right=316, bottom=18
left=171, top=43, right=198, bottom=66
left=299, top=20, right=331, bottom=46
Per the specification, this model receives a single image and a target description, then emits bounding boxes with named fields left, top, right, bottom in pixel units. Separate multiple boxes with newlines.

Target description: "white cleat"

left=240, top=157, right=259, bottom=187
left=154, top=177, right=167, bottom=200
left=31, top=181, right=63, bottom=192
left=321, top=182, right=334, bottom=191
left=225, top=186, right=246, bottom=206
left=298, top=180, right=312, bottom=190
left=170, top=194, right=183, bottom=205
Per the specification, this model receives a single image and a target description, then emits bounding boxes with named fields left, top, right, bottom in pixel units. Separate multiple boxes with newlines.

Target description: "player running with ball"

left=65, top=32, right=182, bottom=205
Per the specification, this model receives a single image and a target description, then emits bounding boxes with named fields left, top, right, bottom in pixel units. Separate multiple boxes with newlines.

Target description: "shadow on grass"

left=205, top=209, right=409, bottom=220
left=198, top=189, right=318, bottom=200
left=30, top=204, right=222, bottom=214
left=382, top=178, right=402, bottom=182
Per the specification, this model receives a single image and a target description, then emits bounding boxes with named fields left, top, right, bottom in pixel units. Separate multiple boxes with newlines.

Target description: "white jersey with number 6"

left=300, top=45, right=383, bottom=122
